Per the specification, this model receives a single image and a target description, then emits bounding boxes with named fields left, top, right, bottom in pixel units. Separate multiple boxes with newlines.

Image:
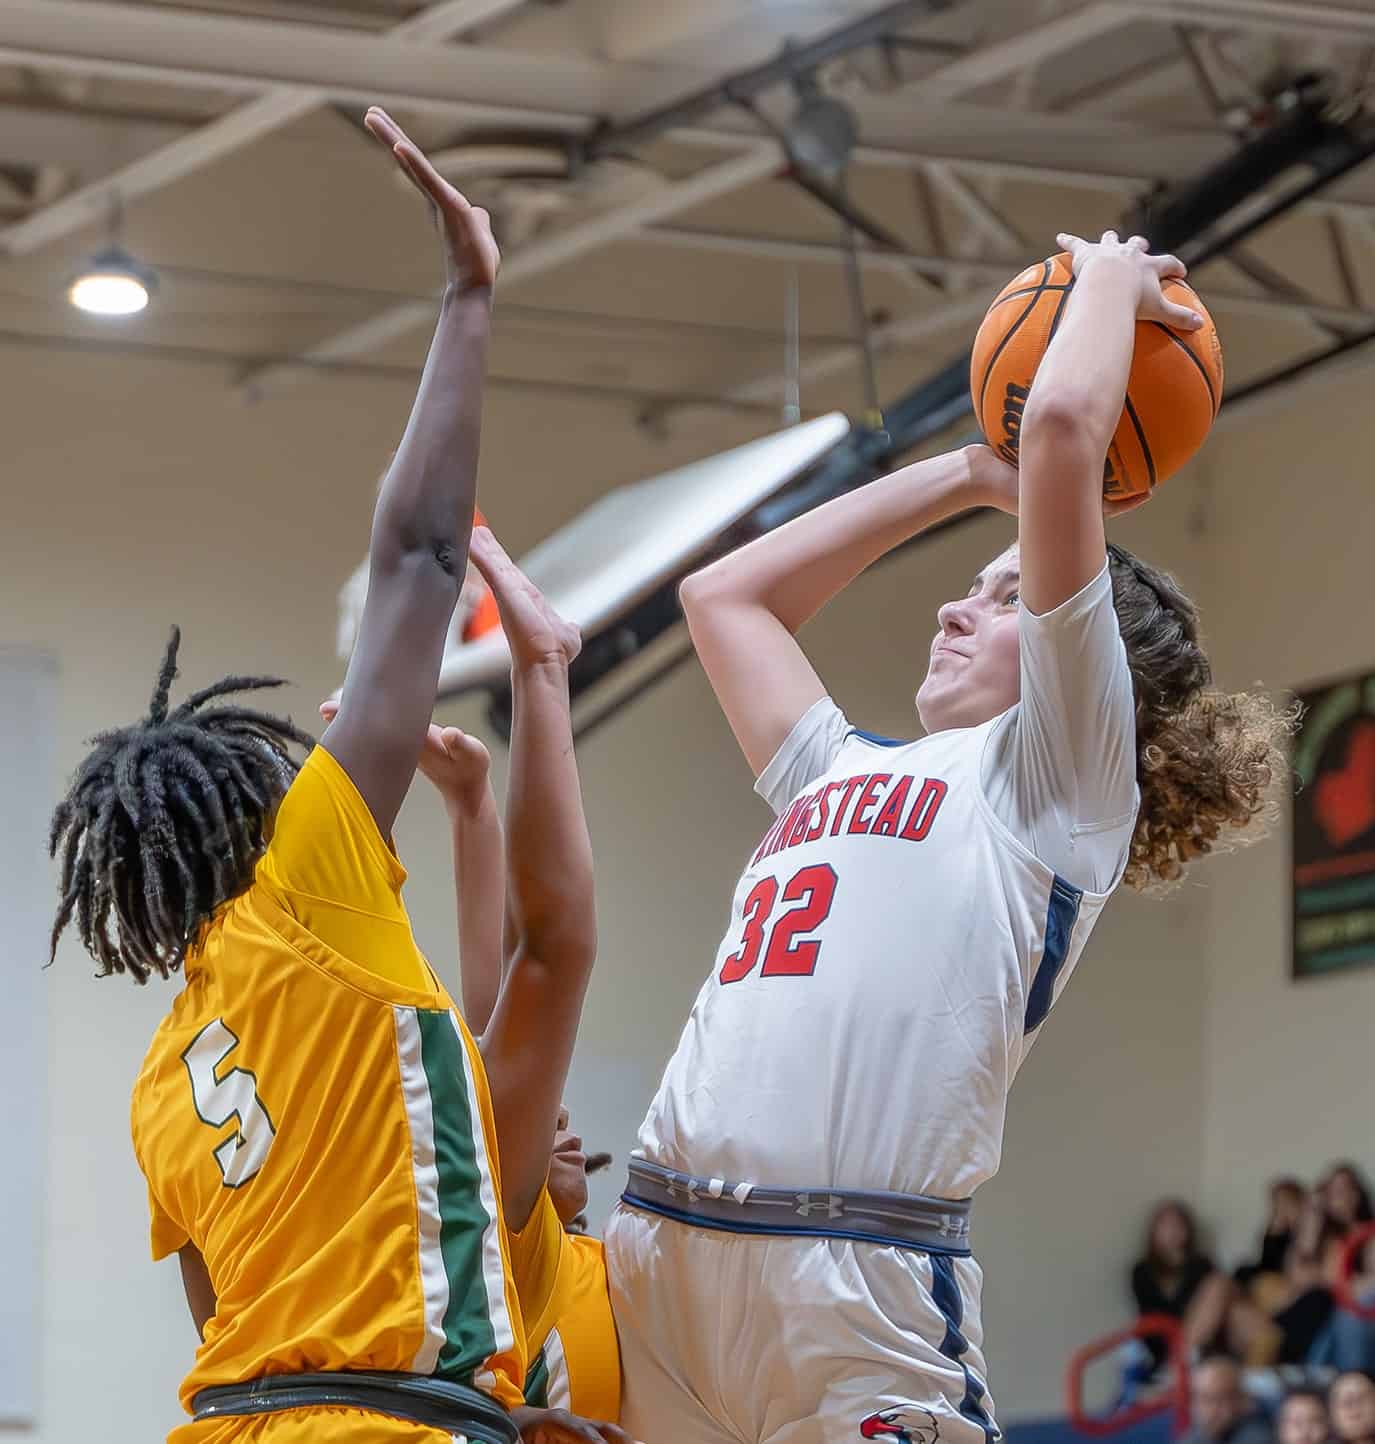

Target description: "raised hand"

left=467, top=526, right=581, bottom=673
left=414, top=725, right=492, bottom=810
left=365, top=106, right=499, bottom=294
left=511, top=1406, right=640, bottom=1444
left=1056, top=229, right=1202, bottom=333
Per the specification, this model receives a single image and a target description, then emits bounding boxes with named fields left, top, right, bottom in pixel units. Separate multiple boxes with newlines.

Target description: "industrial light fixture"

left=68, top=245, right=156, bottom=316
left=784, top=70, right=859, bottom=178
left=67, top=196, right=157, bottom=317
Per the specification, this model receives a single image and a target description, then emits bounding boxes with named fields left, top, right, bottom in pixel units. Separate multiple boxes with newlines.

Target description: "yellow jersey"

left=129, top=745, right=526, bottom=1442
left=508, top=1193, right=620, bottom=1422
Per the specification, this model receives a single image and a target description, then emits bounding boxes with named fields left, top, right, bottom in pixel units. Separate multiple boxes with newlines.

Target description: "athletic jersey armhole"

left=262, top=743, right=407, bottom=895
left=972, top=718, right=1120, bottom=903
left=131, top=1067, right=190, bottom=1261
left=507, top=1190, right=568, bottom=1347
left=754, top=697, right=853, bottom=815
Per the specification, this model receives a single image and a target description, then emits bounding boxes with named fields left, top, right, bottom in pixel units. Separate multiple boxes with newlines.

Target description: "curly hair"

left=49, top=627, right=314, bottom=983
left=1107, top=544, right=1296, bottom=891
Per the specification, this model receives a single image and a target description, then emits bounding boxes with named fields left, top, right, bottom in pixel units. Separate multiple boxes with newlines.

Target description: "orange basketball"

left=969, top=253, right=1223, bottom=501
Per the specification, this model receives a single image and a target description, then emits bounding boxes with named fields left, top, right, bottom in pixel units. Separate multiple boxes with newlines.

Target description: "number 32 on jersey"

left=720, top=864, right=838, bottom=985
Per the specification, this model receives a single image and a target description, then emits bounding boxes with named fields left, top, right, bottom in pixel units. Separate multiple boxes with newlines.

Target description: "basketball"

left=970, top=252, right=1224, bottom=500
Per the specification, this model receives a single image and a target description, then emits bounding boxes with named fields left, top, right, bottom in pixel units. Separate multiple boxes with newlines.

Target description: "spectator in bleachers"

left=1277, top=1388, right=1331, bottom=1444
left=1132, top=1201, right=1234, bottom=1370
left=1310, top=1230, right=1375, bottom=1374
left=1329, top=1371, right=1375, bottom=1444
left=1267, top=1198, right=1344, bottom=1365
left=1322, top=1167, right=1375, bottom=1236
left=1237, top=1180, right=1309, bottom=1299
left=1182, top=1358, right=1275, bottom=1444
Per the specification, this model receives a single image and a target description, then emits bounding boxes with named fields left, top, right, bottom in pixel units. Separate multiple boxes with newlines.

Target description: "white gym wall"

left=0, top=341, right=1217, bottom=1436
left=0, top=649, right=55, bottom=1426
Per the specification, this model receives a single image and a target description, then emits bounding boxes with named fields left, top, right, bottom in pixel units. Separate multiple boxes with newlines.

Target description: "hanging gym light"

left=68, top=244, right=156, bottom=317
left=67, top=194, right=157, bottom=317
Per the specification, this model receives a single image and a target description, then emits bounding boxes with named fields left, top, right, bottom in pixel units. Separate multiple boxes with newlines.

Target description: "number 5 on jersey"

left=720, top=864, right=838, bottom=985
left=181, top=1019, right=276, bottom=1187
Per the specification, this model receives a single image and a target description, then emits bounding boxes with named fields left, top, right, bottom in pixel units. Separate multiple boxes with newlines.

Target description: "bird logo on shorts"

left=859, top=1406, right=941, bottom=1443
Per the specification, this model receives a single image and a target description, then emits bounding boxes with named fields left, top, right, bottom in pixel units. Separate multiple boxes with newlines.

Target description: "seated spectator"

left=1323, top=1166, right=1375, bottom=1237
left=1311, top=1233, right=1375, bottom=1374
left=1181, top=1358, right=1275, bottom=1444
left=1269, top=1198, right=1344, bottom=1365
left=1132, top=1201, right=1234, bottom=1370
left=1277, top=1388, right=1331, bottom=1444
left=1330, top=1371, right=1375, bottom=1444
left=1237, top=1180, right=1309, bottom=1300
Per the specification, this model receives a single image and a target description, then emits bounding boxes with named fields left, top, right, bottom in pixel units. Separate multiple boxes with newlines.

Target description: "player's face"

left=547, top=1105, right=589, bottom=1226
left=916, top=543, right=1022, bottom=734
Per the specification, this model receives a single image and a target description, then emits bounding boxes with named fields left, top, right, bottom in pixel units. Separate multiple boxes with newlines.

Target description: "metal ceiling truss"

left=492, top=73, right=1375, bottom=737
left=0, top=0, right=1254, bottom=384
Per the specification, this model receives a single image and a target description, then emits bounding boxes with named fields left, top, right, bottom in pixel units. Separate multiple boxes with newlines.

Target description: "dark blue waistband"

left=623, top=1157, right=972, bottom=1256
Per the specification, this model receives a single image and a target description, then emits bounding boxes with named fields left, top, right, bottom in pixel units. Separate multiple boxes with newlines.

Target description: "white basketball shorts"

left=604, top=1203, right=999, bottom=1444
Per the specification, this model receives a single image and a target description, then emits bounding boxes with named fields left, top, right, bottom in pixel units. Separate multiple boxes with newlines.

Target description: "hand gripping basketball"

left=970, top=235, right=1224, bottom=500
left=1057, top=230, right=1202, bottom=332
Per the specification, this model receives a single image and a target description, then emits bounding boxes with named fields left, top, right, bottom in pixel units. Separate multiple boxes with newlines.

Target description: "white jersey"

left=638, top=564, right=1139, bottom=1201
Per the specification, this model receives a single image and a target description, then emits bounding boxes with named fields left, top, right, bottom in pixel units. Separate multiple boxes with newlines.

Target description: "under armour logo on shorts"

left=794, top=1191, right=844, bottom=1219
left=860, top=1406, right=941, bottom=1442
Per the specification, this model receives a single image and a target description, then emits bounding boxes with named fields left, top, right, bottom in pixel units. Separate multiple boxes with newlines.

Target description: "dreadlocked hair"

left=49, top=627, right=315, bottom=983
left=1107, top=543, right=1296, bottom=891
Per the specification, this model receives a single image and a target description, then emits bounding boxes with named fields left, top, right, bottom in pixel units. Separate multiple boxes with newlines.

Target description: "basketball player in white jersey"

left=604, top=232, right=1291, bottom=1444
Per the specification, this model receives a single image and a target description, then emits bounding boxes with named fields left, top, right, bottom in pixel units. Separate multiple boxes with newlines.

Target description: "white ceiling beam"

left=1053, top=52, right=1193, bottom=114
left=1130, top=0, right=1375, bottom=43
left=644, top=224, right=1375, bottom=330
left=0, top=102, right=188, bottom=173
left=911, top=0, right=1129, bottom=98
left=0, top=0, right=683, bottom=122
left=924, top=160, right=1024, bottom=250
left=681, top=126, right=1375, bottom=223
left=240, top=144, right=781, bottom=397
left=1, top=91, right=322, bottom=257
left=393, top=0, right=535, bottom=41
left=599, top=0, right=854, bottom=62
left=0, top=0, right=567, bottom=258
left=0, top=0, right=1236, bottom=263
left=643, top=225, right=1020, bottom=280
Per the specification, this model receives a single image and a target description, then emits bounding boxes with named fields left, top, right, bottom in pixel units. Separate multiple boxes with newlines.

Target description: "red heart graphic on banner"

left=1314, top=720, right=1375, bottom=849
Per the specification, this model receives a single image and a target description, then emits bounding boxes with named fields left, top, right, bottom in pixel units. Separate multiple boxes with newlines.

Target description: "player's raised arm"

left=1015, top=230, right=1202, bottom=615
left=469, top=529, right=597, bottom=1232
left=679, top=444, right=1015, bottom=777
left=424, top=727, right=509, bottom=1031
left=321, top=108, right=500, bottom=835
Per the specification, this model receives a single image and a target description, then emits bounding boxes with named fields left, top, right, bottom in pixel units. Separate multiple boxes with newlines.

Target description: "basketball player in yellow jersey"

left=325, top=530, right=621, bottom=1424
left=337, top=534, right=621, bottom=1423
left=49, top=107, right=629, bottom=1444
